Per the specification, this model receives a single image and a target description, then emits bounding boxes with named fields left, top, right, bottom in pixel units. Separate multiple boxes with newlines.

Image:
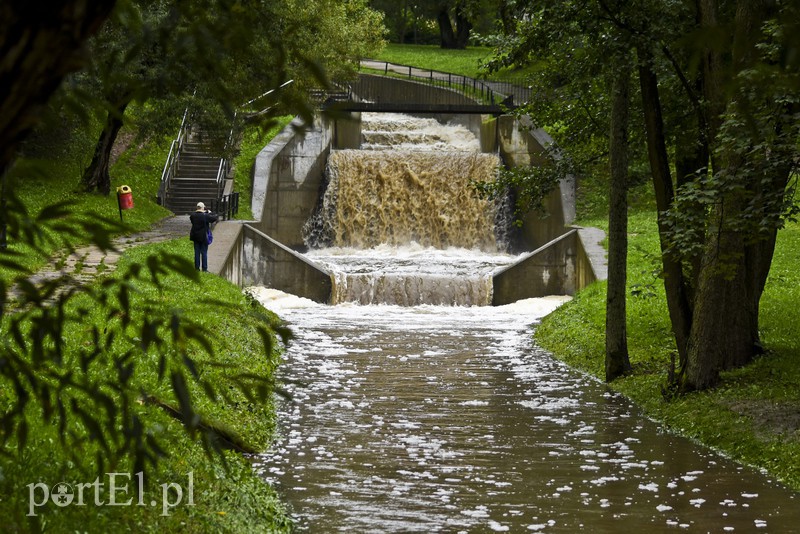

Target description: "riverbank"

left=0, top=238, right=293, bottom=531
left=0, top=115, right=296, bottom=530
left=534, top=211, right=800, bottom=491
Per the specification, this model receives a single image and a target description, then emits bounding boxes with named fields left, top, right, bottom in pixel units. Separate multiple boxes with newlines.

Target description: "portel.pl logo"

left=27, top=472, right=194, bottom=517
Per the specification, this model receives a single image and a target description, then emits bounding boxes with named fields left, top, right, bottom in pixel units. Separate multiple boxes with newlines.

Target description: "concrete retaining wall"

left=495, top=115, right=577, bottom=250
left=252, top=117, right=332, bottom=249
left=492, top=229, right=597, bottom=305
left=239, top=225, right=332, bottom=303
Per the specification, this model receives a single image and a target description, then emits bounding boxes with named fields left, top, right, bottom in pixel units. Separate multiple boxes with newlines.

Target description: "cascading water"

left=250, top=113, right=800, bottom=532
left=302, top=113, right=514, bottom=306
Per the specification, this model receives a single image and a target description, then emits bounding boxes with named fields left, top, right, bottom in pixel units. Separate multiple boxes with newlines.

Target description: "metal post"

left=0, top=165, right=7, bottom=250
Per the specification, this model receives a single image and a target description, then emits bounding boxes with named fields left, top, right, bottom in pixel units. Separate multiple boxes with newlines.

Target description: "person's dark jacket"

left=189, top=210, right=219, bottom=244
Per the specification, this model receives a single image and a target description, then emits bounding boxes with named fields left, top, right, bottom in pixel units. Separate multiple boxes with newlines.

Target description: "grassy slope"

left=1, top=119, right=293, bottom=530
left=1, top=241, right=292, bottom=531
left=371, top=43, right=533, bottom=80
left=534, top=183, right=800, bottom=490
left=372, top=43, right=494, bottom=78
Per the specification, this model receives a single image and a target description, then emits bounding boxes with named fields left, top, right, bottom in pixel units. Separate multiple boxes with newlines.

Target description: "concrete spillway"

left=219, top=75, right=604, bottom=303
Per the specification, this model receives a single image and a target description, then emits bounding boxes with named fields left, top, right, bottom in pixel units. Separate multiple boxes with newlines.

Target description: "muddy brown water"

left=251, top=113, right=797, bottom=532
left=250, top=291, right=799, bottom=533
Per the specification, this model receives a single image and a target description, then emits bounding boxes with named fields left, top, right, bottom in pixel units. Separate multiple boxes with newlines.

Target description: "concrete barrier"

left=239, top=225, right=332, bottom=303
left=252, top=117, right=332, bottom=249
left=217, top=74, right=606, bottom=304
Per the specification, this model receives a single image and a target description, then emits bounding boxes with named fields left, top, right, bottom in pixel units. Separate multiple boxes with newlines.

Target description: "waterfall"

left=302, top=113, right=516, bottom=306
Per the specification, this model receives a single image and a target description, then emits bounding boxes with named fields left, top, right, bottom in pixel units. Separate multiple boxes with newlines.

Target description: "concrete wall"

left=222, top=75, right=604, bottom=304
left=492, top=229, right=597, bottom=305
left=215, top=222, right=244, bottom=285
left=495, top=114, right=577, bottom=251
left=239, top=225, right=332, bottom=303
left=252, top=117, right=332, bottom=249
left=332, top=112, right=362, bottom=149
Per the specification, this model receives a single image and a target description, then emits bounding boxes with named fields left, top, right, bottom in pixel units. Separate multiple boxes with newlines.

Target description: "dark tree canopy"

left=0, top=0, right=117, bottom=171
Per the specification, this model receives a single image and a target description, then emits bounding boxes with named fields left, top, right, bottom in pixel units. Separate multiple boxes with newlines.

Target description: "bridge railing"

left=358, top=59, right=532, bottom=108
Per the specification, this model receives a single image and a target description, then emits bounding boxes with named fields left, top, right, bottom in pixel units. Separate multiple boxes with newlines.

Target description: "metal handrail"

left=157, top=105, right=191, bottom=205
left=160, top=81, right=292, bottom=211
left=359, top=59, right=532, bottom=107
left=241, top=79, right=294, bottom=111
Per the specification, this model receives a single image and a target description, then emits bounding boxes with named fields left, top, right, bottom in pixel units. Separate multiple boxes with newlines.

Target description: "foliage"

left=0, top=240, right=292, bottom=531
left=473, top=151, right=565, bottom=224
left=1, top=205, right=290, bottom=474
left=535, top=214, right=800, bottom=490
left=370, top=0, right=505, bottom=46
left=65, top=0, right=388, bottom=193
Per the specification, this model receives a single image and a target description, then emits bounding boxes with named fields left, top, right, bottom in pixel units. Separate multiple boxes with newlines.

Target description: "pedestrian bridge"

left=317, top=60, right=531, bottom=116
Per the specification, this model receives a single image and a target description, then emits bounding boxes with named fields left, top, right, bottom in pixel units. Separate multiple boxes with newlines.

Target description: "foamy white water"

left=304, top=245, right=521, bottom=306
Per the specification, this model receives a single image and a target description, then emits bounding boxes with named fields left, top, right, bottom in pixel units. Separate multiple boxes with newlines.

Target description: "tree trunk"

left=498, top=1, right=516, bottom=35
left=437, top=8, right=457, bottom=49
left=82, top=98, right=130, bottom=196
left=453, top=3, right=472, bottom=49
left=605, top=55, right=632, bottom=382
left=637, top=52, right=693, bottom=372
left=681, top=0, right=787, bottom=390
left=0, top=1, right=116, bottom=171
left=684, top=195, right=758, bottom=389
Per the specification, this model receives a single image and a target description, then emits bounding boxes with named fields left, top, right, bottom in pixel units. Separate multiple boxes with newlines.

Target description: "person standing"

left=189, top=201, right=219, bottom=272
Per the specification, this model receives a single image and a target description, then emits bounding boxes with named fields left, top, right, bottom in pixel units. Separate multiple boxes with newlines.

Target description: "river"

left=249, top=113, right=798, bottom=532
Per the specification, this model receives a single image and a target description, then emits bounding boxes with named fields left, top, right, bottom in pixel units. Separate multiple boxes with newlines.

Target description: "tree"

left=486, top=0, right=800, bottom=391
left=0, top=0, right=116, bottom=173
left=371, top=0, right=503, bottom=47
left=605, top=48, right=632, bottom=382
left=78, top=0, right=387, bottom=195
left=436, top=0, right=473, bottom=49
left=673, top=0, right=799, bottom=389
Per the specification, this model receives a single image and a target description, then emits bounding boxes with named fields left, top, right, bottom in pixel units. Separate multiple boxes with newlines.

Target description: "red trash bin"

left=117, top=185, right=134, bottom=210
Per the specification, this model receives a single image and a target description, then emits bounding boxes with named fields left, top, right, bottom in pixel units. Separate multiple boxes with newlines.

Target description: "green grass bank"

left=1, top=115, right=295, bottom=531
left=534, top=197, right=800, bottom=491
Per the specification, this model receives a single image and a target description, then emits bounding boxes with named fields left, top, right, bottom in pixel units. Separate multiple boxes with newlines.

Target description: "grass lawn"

left=534, top=183, right=800, bottom=491
left=371, top=43, right=535, bottom=81
left=1, top=113, right=295, bottom=531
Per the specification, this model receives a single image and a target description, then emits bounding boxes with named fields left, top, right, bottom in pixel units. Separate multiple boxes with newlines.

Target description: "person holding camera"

left=189, top=201, right=219, bottom=272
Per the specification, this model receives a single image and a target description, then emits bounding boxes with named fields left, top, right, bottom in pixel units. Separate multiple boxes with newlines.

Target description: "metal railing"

left=212, top=192, right=239, bottom=220
left=158, top=105, right=191, bottom=205
left=357, top=59, right=532, bottom=108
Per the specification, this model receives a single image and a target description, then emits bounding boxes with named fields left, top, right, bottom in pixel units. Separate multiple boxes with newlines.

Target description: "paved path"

left=11, top=216, right=195, bottom=304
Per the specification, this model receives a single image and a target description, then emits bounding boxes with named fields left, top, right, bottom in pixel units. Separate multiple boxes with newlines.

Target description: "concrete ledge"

left=210, top=220, right=245, bottom=280
left=492, top=229, right=600, bottom=305
left=239, top=225, right=333, bottom=303
left=576, top=226, right=607, bottom=282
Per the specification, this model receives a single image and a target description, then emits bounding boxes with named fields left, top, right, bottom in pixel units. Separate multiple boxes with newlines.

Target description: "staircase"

left=163, top=132, right=224, bottom=214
